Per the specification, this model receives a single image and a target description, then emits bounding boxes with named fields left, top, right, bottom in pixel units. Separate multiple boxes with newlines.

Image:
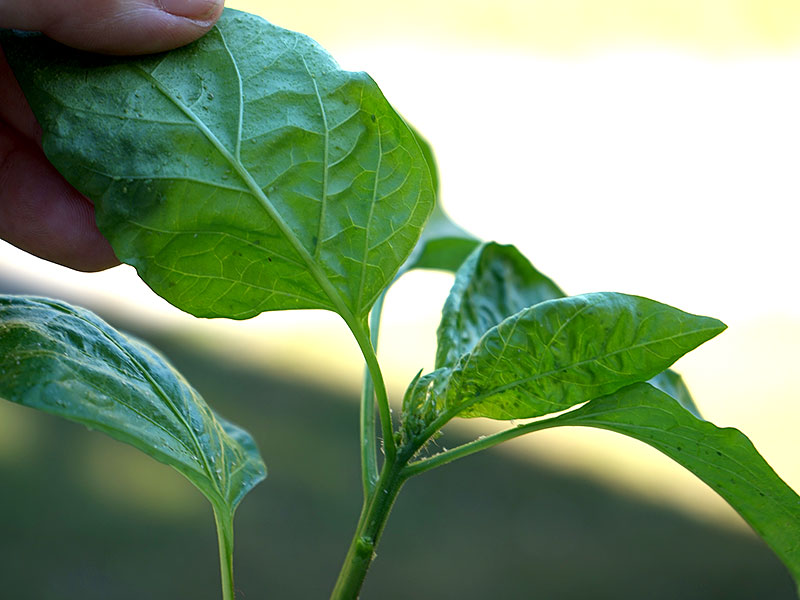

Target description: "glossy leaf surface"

left=1, top=9, right=433, bottom=320
left=0, top=296, right=265, bottom=511
left=552, top=383, right=800, bottom=591
left=436, top=242, right=564, bottom=370
left=447, top=292, right=725, bottom=419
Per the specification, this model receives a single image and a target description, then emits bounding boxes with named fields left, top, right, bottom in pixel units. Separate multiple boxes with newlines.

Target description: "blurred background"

left=1, top=0, right=798, bottom=597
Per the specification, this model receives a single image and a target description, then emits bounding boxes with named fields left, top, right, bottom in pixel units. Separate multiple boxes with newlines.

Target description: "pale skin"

left=0, top=0, right=225, bottom=271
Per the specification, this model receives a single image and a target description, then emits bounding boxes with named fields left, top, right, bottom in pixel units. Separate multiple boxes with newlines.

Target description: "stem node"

left=330, top=462, right=407, bottom=599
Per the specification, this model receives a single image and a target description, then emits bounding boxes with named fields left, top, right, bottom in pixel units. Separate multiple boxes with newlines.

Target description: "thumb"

left=0, top=0, right=224, bottom=55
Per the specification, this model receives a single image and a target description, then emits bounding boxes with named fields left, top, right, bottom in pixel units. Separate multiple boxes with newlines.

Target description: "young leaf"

left=400, top=368, right=449, bottom=447
left=0, top=296, right=266, bottom=512
left=448, top=292, right=725, bottom=420
left=436, top=242, right=564, bottom=370
left=1, top=9, right=434, bottom=321
left=551, top=383, right=800, bottom=591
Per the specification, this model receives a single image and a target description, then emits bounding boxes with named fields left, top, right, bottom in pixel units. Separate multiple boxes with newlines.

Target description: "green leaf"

left=448, top=292, right=726, bottom=420
left=0, top=295, right=266, bottom=513
left=649, top=369, right=702, bottom=418
left=403, top=202, right=480, bottom=274
left=551, top=383, right=800, bottom=591
left=408, top=123, right=440, bottom=199
left=400, top=127, right=479, bottom=274
left=400, top=368, right=448, bottom=447
left=436, top=242, right=564, bottom=370
left=1, top=9, right=434, bottom=321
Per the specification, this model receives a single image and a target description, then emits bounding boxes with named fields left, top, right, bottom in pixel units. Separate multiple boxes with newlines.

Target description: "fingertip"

left=0, top=125, right=121, bottom=272
left=156, top=0, right=223, bottom=22
left=45, top=194, right=122, bottom=273
left=8, top=0, right=225, bottom=55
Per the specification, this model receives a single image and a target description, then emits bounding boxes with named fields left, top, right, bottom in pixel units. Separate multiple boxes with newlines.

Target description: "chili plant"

left=1, top=8, right=798, bottom=599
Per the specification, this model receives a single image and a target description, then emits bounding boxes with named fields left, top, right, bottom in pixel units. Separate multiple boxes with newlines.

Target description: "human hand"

left=0, top=0, right=224, bottom=271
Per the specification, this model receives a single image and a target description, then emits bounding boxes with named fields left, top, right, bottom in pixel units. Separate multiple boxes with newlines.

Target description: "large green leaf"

left=551, top=383, right=800, bottom=592
left=1, top=9, right=434, bottom=321
left=447, top=292, right=726, bottom=419
left=435, top=242, right=564, bottom=370
left=0, top=295, right=265, bottom=512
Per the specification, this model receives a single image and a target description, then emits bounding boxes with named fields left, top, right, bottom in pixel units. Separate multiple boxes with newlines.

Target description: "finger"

left=0, top=122, right=120, bottom=272
left=0, top=48, right=41, bottom=143
left=0, top=0, right=224, bottom=55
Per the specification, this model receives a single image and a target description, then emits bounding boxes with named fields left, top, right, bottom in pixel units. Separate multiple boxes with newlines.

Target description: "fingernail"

left=157, top=0, right=222, bottom=20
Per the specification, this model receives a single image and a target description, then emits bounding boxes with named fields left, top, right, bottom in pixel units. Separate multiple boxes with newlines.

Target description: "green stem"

left=403, top=384, right=532, bottom=462
left=405, top=417, right=562, bottom=478
left=347, top=315, right=396, bottom=464
left=332, top=413, right=565, bottom=597
left=359, top=341, right=378, bottom=498
left=359, top=291, right=389, bottom=499
left=213, top=505, right=236, bottom=600
left=330, top=458, right=408, bottom=599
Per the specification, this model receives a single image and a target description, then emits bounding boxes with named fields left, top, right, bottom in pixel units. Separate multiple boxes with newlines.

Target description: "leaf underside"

left=0, top=295, right=265, bottom=512
left=1, top=9, right=434, bottom=321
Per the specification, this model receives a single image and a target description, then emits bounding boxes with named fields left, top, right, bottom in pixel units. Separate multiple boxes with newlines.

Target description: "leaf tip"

left=707, top=316, right=728, bottom=338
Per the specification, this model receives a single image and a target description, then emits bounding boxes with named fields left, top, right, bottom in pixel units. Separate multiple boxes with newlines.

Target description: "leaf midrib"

left=76, top=307, right=223, bottom=499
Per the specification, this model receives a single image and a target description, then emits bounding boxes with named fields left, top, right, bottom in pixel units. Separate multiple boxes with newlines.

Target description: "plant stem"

left=404, top=417, right=563, bottom=477
left=359, top=290, right=388, bottom=499
left=348, top=315, right=396, bottom=464
left=213, top=505, right=236, bottom=600
left=359, top=353, right=378, bottom=498
left=403, top=384, right=538, bottom=462
left=330, top=458, right=408, bottom=599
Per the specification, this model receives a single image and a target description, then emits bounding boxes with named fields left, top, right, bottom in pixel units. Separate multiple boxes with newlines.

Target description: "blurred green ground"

left=0, top=277, right=795, bottom=599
